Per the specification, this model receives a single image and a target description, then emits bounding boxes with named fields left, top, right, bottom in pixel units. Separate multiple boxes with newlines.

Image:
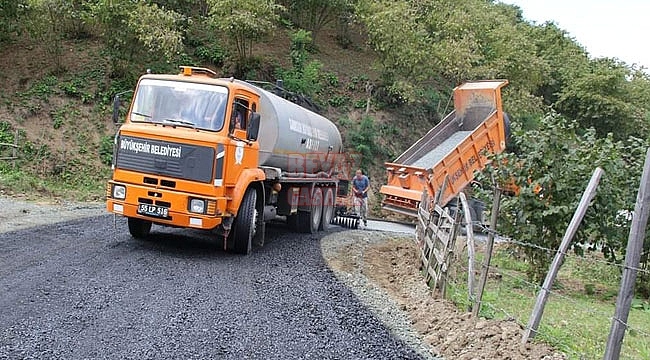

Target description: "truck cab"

left=107, top=67, right=264, bottom=250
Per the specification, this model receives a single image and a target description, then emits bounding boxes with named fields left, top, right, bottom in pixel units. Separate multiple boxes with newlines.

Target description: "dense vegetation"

left=1, top=0, right=650, bottom=294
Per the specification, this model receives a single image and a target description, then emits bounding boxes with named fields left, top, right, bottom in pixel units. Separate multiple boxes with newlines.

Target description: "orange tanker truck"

left=106, top=66, right=346, bottom=254
left=380, top=80, right=510, bottom=218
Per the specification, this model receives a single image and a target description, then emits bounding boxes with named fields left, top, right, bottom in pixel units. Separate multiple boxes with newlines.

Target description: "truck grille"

left=115, top=136, right=215, bottom=183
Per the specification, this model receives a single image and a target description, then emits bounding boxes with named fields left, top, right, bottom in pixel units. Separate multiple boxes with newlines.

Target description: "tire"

left=297, top=187, right=322, bottom=234
left=320, top=187, right=335, bottom=231
left=310, top=187, right=323, bottom=232
left=231, top=188, right=257, bottom=255
left=128, top=217, right=152, bottom=239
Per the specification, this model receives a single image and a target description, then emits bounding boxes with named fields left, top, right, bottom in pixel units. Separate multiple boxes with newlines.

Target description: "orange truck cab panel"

left=380, top=80, right=509, bottom=216
left=107, top=67, right=263, bottom=232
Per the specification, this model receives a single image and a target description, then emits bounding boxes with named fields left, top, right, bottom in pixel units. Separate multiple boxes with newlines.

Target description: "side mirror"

left=247, top=112, right=260, bottom=141
left=112, top=95, right=121, bottom=124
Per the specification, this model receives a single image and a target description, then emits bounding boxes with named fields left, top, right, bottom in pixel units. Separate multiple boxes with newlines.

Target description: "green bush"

left=328, top=95, right=349, bottom=108
left=50, top=108, right=66, bottom=129
left=99, top=135, right=114, bottom=166
left=323, top=72, right=339, bottom=87
left=347, top=115, right=387, bottom=170
left=353, top=99, right=367, bottom=109
left=272, top=29, right=328, bottom=99
left=0, top=121, right=13, bottom=144
left=194, top=44, right=228, bottom=67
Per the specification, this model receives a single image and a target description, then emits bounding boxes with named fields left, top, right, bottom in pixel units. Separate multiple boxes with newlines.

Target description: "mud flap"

left=219, top=216, right=234, bottom=250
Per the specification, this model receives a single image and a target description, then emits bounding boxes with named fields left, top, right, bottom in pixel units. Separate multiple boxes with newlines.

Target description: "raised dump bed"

left=380, top=80, right=509, bottom=217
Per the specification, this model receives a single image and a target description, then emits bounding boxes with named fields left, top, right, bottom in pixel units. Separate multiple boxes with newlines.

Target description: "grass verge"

left=445, top=246, right=650, bottom=359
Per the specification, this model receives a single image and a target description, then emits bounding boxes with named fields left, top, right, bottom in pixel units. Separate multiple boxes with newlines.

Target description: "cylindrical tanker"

left=242, top=82, right=344, bottom=174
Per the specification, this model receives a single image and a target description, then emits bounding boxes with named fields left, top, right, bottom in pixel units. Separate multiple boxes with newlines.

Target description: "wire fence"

left=415, top=193, right=650, bottom=360
left=476, top=223, right=650, bottom=276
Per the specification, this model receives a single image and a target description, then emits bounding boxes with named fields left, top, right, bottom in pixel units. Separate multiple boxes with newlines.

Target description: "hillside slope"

left=0, top=28, right=442, bottom=207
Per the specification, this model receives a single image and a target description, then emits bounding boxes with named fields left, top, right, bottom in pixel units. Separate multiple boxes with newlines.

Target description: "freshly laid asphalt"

left=0, top=215, right=425, bottom=359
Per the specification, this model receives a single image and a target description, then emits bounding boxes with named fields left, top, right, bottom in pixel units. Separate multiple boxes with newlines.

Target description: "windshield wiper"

left=130, top=111, right=152, bottom=121
left=163, top=118, right=196, bottom=128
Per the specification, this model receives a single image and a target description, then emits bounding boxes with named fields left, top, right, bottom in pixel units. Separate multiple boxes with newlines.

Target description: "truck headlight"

left=112, top=184, right=126, bottom=199
left=189, top=198, right=206, bottom=214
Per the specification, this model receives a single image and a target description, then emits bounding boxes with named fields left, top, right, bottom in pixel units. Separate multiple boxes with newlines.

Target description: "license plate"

left=137, top=203, right=169, bottom=218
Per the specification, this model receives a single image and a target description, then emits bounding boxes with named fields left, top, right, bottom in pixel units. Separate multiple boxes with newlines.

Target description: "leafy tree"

left=25, top=0, right=87, bottom=72
left=276, top=29, right=324, bottom=97
left=555, top=58, right=650, bottom=141
left=527, top=22, right=650, bottom=142
left=280, top=0, right=356, bottom=44
left=88, top=0, right=185, bottom=78
left=357, top=0, right=546, bottom=112
left=348, top=115, right=383, bottom=170
left=128, top=2, right=185, bottom=61
left=207, top=0, right=282, bottom=70
left=150, top=0, right=198, bottom=17
left=355, top=0, right=433, bottom=103
left=0, top=0, right=27, bottom=44
left=423, top=0, right=545, bottom=88
left=479, top=112, right=645, bottom=283
left=529, top=22, right=590, bottom=106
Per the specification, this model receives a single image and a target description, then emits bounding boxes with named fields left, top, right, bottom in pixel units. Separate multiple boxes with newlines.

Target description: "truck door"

left=225, top=97, right=257, bottom=181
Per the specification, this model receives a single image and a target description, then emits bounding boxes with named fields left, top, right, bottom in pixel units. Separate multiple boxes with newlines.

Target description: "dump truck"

left=380, top=80, right=509, bottom=217
left=106, top=66, right=347, bottom=254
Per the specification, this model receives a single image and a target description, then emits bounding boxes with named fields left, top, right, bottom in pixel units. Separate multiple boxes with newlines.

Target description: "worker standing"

left=352, top=169, right=369, bottom=227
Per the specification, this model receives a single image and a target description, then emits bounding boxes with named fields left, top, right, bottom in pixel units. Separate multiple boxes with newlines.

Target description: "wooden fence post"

left=417, top=190, right=430, bottom=281
left=603, top=148, right=650, bottom=360
left=522, top=167, right=604, bottom=344
left=472, top=186, right=502, bottom=317
left=459, top=192, right=476, bottom=310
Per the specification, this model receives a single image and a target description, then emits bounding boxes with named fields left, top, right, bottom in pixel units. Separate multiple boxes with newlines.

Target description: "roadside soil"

left=322, top=231, right=567, bottom=360
left=0, top=195, right=105, bottom=234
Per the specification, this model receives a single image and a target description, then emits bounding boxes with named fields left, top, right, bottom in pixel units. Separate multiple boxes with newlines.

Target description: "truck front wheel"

left=231, top=188, right=257, bottom=255
left=128, top=217, right=152, bottom=239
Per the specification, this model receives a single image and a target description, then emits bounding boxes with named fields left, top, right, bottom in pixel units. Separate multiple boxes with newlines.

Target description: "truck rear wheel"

left=310, top=187, right=323, bottom=232
left=320, top=187, right=335, bottom=231
left=128, top=217, right=152, bottom=239
left=231, top=188, right=257, bottom=255
left=297, top=187, right=322, bottom=234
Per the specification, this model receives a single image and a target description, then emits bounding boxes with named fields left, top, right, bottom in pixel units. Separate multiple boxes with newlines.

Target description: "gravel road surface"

left=0, top=200, right=435, bottom=360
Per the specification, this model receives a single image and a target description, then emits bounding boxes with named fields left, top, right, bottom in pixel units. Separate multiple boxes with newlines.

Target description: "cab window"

left=231, top=99, right=249, bottom=131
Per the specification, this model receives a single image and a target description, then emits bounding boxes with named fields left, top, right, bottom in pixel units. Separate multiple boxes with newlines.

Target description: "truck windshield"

left=130, top=79, right=228, bottom=131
